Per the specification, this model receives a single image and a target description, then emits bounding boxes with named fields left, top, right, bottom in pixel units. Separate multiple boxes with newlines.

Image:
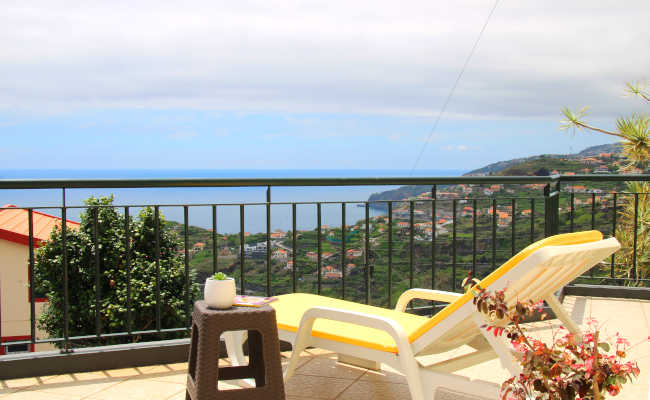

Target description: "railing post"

left=292, top=203, right=297, bottom=293
left=93, top=206, right=102, bottom=338
left=341, top=202, right=346, bottom=299
left=452, top=199, right=457, bottom=291
left=212, top=205, right=217, bottom=275
left=154, top=206, right=161, bottom=333
left=431, top=185, right=437, bottom=290
left=544, top=178, right=560, bottom=237
left=124, top=206, right=132, bottom=335
left=183, top=206, right=190, bottom=328
left=387, top=202, right=393, bottom=307
left=409, top=200, right=414, bottom=289
left=266, top=186, right=271, bottom=297
left=239, top=205, right=245, bottom=294
left=317, top=203, right=322, bottom=295
left=61, top=188, right=72, bottom=353
left=364, top=202, right=370, bottom=305
left=28, top=209, right=36, bottom=349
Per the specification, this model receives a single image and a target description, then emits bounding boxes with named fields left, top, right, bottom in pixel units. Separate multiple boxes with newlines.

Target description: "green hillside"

left=497, top=157, right=588, bottom=176
left=369, top=143, right=623, bottom=204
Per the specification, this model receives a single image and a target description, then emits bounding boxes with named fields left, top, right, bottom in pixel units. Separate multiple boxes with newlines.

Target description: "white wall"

left=0, top=239, right=53, bottom=351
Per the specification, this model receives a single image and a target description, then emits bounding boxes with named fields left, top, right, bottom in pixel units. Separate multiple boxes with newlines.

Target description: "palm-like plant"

left=560, top=81, right=649, bottom=285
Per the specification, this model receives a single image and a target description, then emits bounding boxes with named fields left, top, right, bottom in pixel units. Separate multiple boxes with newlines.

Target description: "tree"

left=35, top=196, right=200, bottom=347
left=534, top=167, right=550, bottom=176
left=561, top=81, right=649, bottom=285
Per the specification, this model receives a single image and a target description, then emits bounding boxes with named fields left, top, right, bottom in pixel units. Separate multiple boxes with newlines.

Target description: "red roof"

left=0, top=205, right=80, bottom=248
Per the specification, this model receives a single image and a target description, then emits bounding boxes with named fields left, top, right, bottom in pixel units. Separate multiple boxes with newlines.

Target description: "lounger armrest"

left=395, top=288, right=462, bottom=312
left=297, top=306, right=410, bottom=349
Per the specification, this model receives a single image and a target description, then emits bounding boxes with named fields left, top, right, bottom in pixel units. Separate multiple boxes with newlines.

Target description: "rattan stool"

left=186, top=301, right=285, bottom=400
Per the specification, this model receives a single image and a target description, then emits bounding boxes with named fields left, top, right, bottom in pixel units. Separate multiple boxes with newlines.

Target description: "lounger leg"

left=283, top=317, right=316, bottom=381
left=472, top=314, right=521, bottom=376
left=396, top=344, right=425, bottom=400
left=545, top=295, right=583, bottom=341
left=222, top=330, right=247, bottom=366
left=222, top=330, right=256, bottom=388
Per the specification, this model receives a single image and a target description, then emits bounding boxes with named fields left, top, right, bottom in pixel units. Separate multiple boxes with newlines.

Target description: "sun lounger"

left=226, top=231, right=620, bottom=400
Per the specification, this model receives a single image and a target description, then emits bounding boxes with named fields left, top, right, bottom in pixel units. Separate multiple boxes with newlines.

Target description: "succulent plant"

left=211, top=272, right=230, bottom=280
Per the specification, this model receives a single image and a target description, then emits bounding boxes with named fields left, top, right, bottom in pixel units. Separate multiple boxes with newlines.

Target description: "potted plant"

left=204, top=272, right=236, bottom=309
left=471, top=286, right=642, bottom=400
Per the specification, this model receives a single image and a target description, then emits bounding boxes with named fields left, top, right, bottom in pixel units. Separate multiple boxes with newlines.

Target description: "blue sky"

left=0, top=110, right=621, bottom=170
left=1, top=1, right=648, bottom=171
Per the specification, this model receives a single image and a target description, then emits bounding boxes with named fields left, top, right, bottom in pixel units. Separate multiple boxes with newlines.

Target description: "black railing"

left=0, top=174, right=648, bottom=356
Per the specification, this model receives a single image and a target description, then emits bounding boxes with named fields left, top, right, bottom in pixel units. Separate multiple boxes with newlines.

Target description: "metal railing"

left=0, top=174, right=647, bottom=356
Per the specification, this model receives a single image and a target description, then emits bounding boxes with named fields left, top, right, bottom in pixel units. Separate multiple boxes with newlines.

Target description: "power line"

left=410, top=0, right=500, bottom=174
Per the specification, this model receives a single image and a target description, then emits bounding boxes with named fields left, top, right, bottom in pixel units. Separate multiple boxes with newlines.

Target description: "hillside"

left=159, top=142, right=630, bottom=301
left=497, top=157, right=594, bottom=176
left=368, top=143, right=623, bottom=204
left=465, top=143, right=621, bottom=176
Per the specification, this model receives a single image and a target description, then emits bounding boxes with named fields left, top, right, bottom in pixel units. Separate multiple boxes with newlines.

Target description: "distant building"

left=270, top=230, right=286, bottom=239
left=272, top=248, right=288, bottom=260
left=346, top=248, right=362, bottom=258
left=242, top=242, right=267, bottom=258
left=192, top=242, right=205, bottom=253
left=321, top=265, right=342, bottom=279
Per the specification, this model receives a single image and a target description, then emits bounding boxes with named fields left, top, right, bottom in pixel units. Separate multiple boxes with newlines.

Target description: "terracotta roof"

left=0, top=205, right=80, bottom=248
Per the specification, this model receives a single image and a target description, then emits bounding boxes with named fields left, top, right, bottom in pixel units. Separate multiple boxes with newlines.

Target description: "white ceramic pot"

left=204, top=277, right=236, bottom=309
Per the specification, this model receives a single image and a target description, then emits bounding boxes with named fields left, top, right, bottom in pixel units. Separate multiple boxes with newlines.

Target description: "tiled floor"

left=1, top=296, right=648, bottom=399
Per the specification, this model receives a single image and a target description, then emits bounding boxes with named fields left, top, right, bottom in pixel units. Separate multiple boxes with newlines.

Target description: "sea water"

left=0, top=169, right=464, bottom=233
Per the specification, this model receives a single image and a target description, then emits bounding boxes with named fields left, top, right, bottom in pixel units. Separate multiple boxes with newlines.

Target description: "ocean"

left=0, top=169, right=465, bottom=233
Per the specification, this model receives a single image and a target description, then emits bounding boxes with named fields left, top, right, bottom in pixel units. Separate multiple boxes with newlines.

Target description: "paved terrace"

left=1, top=296, right=648, bottom=400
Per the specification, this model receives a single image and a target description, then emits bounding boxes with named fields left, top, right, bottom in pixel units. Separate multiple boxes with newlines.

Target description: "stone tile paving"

left=1, top=296, right=648, bottom=399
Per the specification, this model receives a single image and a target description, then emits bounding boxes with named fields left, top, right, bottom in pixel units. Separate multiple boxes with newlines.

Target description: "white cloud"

left=1, top=1, right=648, bottom=118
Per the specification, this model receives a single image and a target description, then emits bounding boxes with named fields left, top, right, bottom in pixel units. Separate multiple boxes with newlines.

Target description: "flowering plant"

left=472, top=286, right=641, bottom=400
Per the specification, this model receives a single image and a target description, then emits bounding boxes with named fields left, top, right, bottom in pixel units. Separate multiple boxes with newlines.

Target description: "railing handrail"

left=0, top=174, right=647, bottom=189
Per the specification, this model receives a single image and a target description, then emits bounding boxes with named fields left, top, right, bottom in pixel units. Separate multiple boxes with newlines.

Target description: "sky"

left=1, top=1, right=648, bottom=171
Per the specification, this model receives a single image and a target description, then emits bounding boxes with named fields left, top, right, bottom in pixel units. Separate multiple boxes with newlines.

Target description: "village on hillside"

left=173, top=148, right=628, bottom=303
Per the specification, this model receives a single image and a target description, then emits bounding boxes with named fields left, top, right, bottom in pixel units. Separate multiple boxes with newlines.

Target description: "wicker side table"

left=186, top=301, right=285, bottom=400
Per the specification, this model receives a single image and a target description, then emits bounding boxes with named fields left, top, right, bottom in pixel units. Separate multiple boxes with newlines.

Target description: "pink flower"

left=511, top=341, right=524, bottom=352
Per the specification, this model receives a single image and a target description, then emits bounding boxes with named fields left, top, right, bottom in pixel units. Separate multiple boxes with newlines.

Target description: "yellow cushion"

left=409, top=230, right=603, bottom=341
left=273, top=231, right=604, bottom=353
left=271, top=293, right=429, bottom=353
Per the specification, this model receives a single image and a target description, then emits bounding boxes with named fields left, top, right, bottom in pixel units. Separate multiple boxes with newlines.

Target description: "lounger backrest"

left=409, top=231, right=619, bottom=354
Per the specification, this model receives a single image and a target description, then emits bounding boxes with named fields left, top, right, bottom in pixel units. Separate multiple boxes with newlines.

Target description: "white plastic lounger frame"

left=224, top=237, right=620, bottom=400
